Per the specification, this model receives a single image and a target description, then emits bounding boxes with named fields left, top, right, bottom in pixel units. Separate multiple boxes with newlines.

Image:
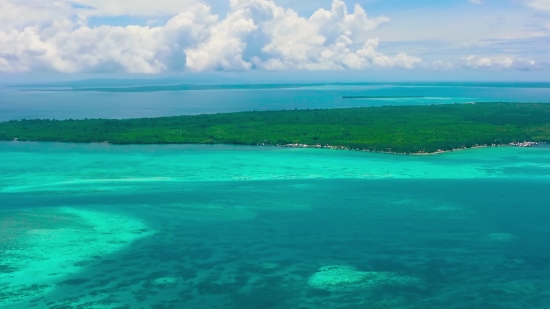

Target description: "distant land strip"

left=18, top=83, right=327, bottom=92
left=342, top=96, right=426, bottom=99
left=9, top=81, right=550, bottom=92
left=1, top=103, right=549, bottom=154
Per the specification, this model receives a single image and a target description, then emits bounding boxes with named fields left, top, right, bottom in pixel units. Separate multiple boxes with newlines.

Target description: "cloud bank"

left=0, top=0, right=423, bottom=73
left=0, top=0, right=542, bottom=74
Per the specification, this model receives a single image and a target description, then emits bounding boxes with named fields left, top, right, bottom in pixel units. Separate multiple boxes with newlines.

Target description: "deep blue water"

left=1, top=83, right=550, bottom=121
left=2, top=175, right=550, bottom=308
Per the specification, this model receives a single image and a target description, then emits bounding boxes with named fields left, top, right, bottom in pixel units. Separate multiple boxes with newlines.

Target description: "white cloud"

left=461, top=55, right=537, bottom=70
left=468, top=0, right=483, bottom=4
left=431, top=60, right=455, bottom=70
left=261, top=37, right=422, bottom=70
left=183, top=1, right=259, bottom=71
left=524, top=0, right=550, bottom=11
left=254, top=0, right=422, bottom=70
left=0, top=1, right=217, bottom=73
left=0, top=0, right=76, bottom=29
left=177, top=0, right=416, bottom=71
left=0, top=0, right=541, bottom=74
left=2, top=0, right=418, bottom=73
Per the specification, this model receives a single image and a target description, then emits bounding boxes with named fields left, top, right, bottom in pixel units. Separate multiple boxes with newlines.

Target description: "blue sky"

left=0, top=0, right=548, bottom=81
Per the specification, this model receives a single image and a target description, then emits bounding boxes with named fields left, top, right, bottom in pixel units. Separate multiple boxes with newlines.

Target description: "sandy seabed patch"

left=308, top=265, right=419, bottom=291
left=0, top=207, right=155, bottom=307
left=486, top=233, right=517, bottom=242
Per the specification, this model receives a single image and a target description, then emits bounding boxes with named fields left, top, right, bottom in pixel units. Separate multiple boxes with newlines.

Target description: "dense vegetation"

left=1, top=103, right=549, bottom=154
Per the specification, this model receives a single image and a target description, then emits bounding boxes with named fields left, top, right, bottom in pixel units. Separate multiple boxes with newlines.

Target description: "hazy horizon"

left=2, top=70, right=550, bottom=87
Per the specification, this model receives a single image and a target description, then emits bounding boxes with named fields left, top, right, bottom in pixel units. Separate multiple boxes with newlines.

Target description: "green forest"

left=1, top=103, right=549, bottom=154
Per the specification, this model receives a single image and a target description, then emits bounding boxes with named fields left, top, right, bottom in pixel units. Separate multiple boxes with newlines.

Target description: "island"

left=1, top=103, right=549, bottom=154
left=342, top=96, right=425, bottom=99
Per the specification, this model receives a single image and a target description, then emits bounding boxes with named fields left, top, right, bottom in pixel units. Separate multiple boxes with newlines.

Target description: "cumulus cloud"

left=1, top=0, right=535, bottom=74
left=183, top=1, right=259, bottom=71
left=461, top=55, right=538, bottom=70
left=254, top=0, right=421, bottom=70
left=0, top=0, right=212, bottom=73
left=6, top=0, right=540, bottom=74
left=261, top=38, right=421, bottom=70
left=2, top=0, right=421, bottom=73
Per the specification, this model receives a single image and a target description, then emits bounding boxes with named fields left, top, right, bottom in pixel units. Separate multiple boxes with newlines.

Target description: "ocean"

left=1, top=83, right=550, bottom=308
left=2, top=83, right=550, bottom=121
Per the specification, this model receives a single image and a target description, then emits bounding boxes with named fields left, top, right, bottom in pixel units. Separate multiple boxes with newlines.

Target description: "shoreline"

left=3, top=140, right=544, bottom=156
left=275, top=141, right=546, bottom=155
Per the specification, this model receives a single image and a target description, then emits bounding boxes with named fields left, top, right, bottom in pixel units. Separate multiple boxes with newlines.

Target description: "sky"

left=0, top=0, right=549, bottom=81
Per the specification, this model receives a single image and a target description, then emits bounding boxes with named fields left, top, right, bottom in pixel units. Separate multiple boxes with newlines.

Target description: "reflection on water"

left=1, top=143, right=550, bottom=308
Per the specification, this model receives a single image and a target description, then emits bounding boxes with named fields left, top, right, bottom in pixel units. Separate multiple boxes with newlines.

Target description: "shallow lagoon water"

left=1, top=142, right=550, bottom=308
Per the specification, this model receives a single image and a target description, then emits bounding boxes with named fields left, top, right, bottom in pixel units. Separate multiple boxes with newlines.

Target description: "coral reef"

left=308, top=265, right=419, bottom=291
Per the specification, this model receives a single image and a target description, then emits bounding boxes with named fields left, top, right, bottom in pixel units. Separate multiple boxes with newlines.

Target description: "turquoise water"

left=1, top=142, right=550, bottom=308
left=2, top=83, right=550, bottom=120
